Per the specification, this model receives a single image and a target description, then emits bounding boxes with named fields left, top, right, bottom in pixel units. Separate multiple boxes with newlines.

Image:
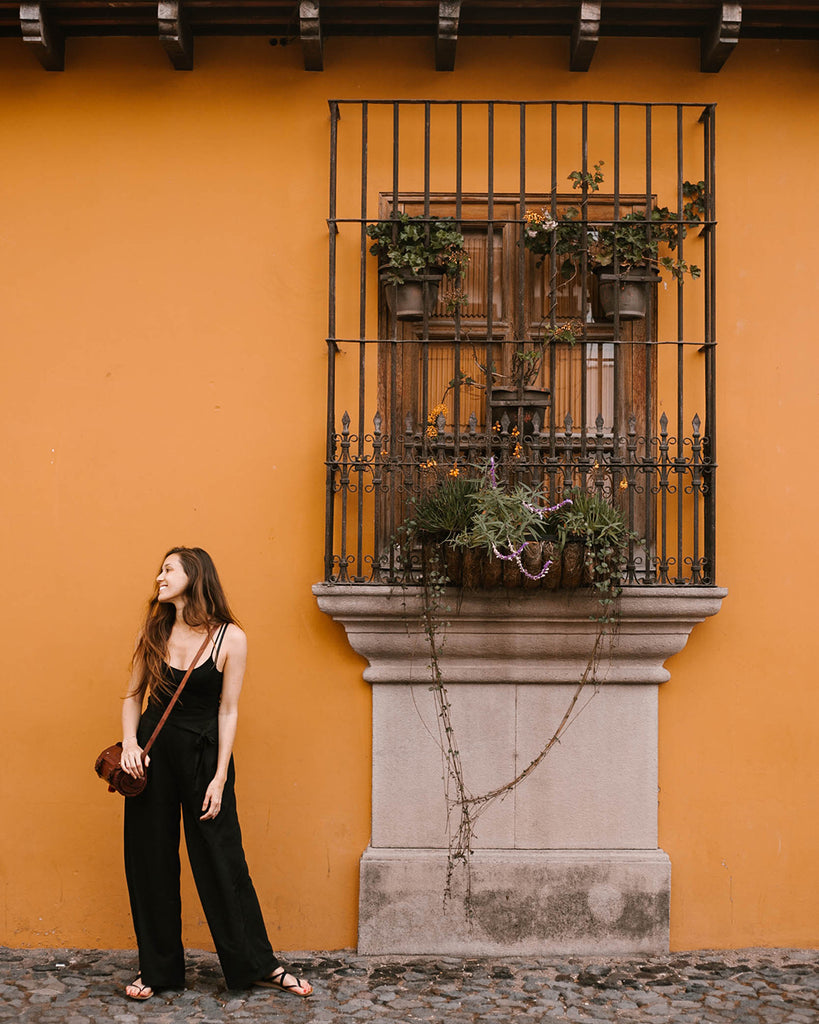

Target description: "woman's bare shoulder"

left=222, top=622, right=247, bottom=650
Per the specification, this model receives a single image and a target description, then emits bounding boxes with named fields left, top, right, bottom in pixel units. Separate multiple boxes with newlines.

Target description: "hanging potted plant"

left=367, top=212, right=468, bottom=322
left=523, top=163, right=703, bottom=321
left=489, top=321, right=579, bottom=435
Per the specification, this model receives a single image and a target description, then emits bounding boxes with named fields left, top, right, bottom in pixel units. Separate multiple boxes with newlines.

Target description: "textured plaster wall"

left=0, top=34, right=816, bottom=951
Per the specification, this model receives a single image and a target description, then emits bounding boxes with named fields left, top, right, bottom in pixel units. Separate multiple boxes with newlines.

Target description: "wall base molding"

left=359, top=847, right=671, bottom=955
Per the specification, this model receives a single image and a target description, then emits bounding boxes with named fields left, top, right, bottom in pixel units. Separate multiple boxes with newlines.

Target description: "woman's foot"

left=257, top=966, right=313, bottom=997
left=125, top=977, right=154, bottom=1000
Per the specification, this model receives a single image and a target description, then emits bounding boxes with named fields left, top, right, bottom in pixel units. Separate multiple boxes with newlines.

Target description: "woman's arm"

left=200, top=624, right=247, bottom=821
left=120, top=665, right=147, bottom=778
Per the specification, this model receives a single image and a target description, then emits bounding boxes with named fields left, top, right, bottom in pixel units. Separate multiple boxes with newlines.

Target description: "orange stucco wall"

left=1, top=34, right=816, bottom=951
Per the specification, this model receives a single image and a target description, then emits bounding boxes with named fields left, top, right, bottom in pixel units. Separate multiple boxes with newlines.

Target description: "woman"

left=119, top=546, right=312, bottom=1001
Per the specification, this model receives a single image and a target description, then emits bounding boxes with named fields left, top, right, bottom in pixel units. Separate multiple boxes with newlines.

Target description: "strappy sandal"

left=125, top=977, right=154, bottom=1000
left=256, top=966, right=313, bottom=997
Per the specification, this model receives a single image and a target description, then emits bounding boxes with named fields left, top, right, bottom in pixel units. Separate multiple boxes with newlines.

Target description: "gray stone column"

left=313, top=584, right=726, bottom=955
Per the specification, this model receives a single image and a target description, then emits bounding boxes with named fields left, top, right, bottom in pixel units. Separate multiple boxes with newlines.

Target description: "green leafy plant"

left=454, top=479, right=566, bottom=555
left=404, top=476, right=480, bottom=543
left=554, top=487, right=630, bottom=618
left=366, top=212, right=469, bottom=285
left=523, top=162, right=704, bottom=283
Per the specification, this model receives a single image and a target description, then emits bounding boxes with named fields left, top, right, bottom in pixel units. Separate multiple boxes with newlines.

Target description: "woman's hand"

left=120, top=739, right=149, bottom=778
left=200, top=776, right=226, bottom=820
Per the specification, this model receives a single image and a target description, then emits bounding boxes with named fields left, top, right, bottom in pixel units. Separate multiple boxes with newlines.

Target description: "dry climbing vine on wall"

left=418, top=548, right=621, bottom=911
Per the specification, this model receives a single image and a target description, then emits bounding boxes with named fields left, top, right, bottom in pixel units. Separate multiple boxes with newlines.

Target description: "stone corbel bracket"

left=313, top=585, right=728, bottom=686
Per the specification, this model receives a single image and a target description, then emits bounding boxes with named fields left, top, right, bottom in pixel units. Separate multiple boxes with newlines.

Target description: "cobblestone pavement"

left=1, top=947, right=817, bottom=1023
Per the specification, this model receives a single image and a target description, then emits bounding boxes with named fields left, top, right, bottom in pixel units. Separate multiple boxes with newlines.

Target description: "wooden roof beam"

left=570, top=1, right=601, bottom=72
left=159, top=1, right=193, bottom=71
left=701, top=3, right=742, bottom=72
left=20, top=2, right=64, bottom=71
left=436, top=0, right=460, bottom=71
left=300, top=0, right=323, bottom=71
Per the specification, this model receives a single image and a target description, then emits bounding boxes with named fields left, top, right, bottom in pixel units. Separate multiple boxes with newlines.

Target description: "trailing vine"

left=405, top=472, right=629, bottom=909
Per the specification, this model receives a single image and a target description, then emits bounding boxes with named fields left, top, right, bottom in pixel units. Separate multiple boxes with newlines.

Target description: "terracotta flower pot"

left=481, top=550, right=504, bottom=588
left=541, top=539, right=562, bottom=590
left=462, top=547, right=483, bottom=589
left=560, top=539, right=586, bottom=589
left=521, top=540, right=545, bottom=590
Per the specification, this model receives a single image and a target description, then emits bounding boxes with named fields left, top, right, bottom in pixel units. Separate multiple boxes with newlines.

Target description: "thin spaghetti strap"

left=212, top=622, right=229, bottom=667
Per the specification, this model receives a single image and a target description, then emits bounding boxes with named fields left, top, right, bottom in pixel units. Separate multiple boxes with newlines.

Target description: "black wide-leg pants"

left=124, top=719, right=279, bottom=991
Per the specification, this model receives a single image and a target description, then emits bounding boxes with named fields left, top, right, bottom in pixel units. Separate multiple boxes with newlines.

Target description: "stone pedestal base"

left=359, top=848, right=671, bottom=955
left=314, top=584, right=726, bottom=955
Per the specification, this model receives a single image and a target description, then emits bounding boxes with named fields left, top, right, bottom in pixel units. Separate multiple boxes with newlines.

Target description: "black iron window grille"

left=324, top=100, right=717, bottom=587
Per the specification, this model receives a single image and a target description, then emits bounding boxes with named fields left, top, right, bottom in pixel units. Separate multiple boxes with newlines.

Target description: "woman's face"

left=156, top=553, right=189, bottom=603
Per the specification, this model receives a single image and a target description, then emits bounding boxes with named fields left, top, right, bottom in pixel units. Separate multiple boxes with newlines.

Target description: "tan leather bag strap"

left=142, top=629, right=214, bottom=758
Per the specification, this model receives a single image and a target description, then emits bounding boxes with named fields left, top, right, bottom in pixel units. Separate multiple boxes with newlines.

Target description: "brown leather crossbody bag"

left=94, top=630, right=213, bottom=797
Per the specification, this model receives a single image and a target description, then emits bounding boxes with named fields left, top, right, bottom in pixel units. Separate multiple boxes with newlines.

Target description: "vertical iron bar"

left=676, top=105, right=686, bottom=583
left=356, top=102, right=369, bottom=579
left=548, top=103, right=558, bottom=474
left=519, top=101, right=526, bottom=386
left=612, top=104, right=621, bottom=461
left=371, top=412, right=383, bottom=582
left=519, top=102, right=533, bottom=477
left=421, top=101, right=431, bottom=451
left=643, top=103, right=654, bottom=581
left=485, top=102, right=495, bottom=453
left=691, top=413, right=702, bottom=583
left=389, top=101, right=400, bottom=576
left=658, top=412, right=670, bottom=583
left=338, top=411, right=351, bottom=582
left=703, top=103, right=717, bottom=582
left=453, top=103, right=463, bottom=460
left=325, top=100, right=340, bottom=580
left=579, top=102, right=589, bottom=479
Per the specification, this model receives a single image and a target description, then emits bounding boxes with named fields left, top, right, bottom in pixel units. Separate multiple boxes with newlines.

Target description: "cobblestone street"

left=1, top=947, right=817, bottom=1023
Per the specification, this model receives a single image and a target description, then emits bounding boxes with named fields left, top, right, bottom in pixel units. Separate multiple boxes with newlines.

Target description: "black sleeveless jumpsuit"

left=123, top=624, right=279, bottom=991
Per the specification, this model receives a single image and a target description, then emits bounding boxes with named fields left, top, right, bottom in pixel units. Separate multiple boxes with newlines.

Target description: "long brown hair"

left=130, top=546, right=239, bottom=700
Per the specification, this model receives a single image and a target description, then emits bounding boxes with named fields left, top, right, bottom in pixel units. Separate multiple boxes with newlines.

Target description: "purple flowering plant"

left=451, top=459, right=573, bottom=582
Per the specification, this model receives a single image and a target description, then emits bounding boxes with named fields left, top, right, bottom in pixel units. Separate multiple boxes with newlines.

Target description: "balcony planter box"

left=382, top=266, right=444, bottom=321
left=594, top=266, right=661, bottom=321
left=431, top=539, right=585, bottom=590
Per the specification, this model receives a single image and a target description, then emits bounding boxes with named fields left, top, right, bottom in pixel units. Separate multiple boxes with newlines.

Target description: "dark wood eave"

left=3, top=2, right=819, bottom=72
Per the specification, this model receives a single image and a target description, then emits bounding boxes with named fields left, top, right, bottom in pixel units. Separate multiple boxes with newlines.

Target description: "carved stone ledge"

left=313, top=585, right=728, bottom=685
